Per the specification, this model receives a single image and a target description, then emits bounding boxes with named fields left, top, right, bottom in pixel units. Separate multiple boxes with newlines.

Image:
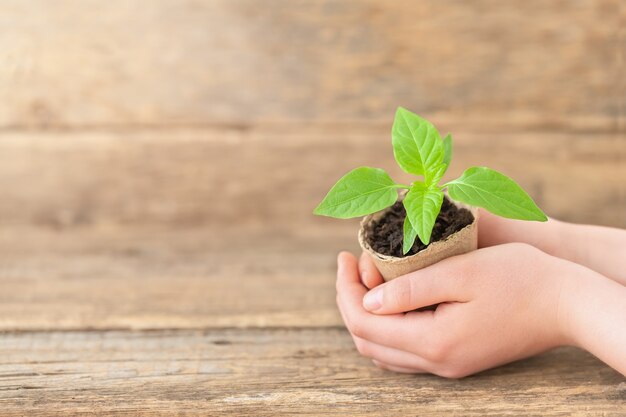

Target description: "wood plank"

left=0, top=226, right=350, bottom=330
left=0, top=0, right=621, bottom=130
left=0, top=328, right=623, bottom=415
left=0, top=126, right=623, bottom=230
left=0, top=126, right=623, bottom=331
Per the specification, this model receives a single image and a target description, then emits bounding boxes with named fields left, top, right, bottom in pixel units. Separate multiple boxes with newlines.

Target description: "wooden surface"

left=0, top=0, right=624, bottom=415
left=0, top=0, right=623, bottom=131
left=1, top=330, right=624, bottom=416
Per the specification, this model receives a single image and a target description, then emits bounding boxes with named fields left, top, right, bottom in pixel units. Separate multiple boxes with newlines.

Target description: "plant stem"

left=393, top=184, right=411, bottom=189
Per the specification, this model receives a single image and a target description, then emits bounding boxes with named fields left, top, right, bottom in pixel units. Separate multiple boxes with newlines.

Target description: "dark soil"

left=365, top=196, right=474, bottom=258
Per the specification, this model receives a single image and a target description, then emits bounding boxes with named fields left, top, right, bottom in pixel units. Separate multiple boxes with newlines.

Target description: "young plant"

left=314, top=107, right=547, bottom=255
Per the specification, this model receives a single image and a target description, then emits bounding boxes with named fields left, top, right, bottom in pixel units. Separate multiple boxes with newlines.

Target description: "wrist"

left=558, top=263, right=621, bottom=347
left=553, top=262, right=579, bottom=347
left=543, top=218, right=569, bottom=259
left=554, top=260, right=599, bottom=348
left=560, top=267, right=626, bottom=375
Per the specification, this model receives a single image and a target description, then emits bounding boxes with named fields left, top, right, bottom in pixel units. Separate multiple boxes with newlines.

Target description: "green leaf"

left=402, top=215, right=418, bottom=255
left=403, top=183, right=444, bottom=245
left=426, top=163, right=447, bottom=187
left=392, top=107, right=444, bottom=181
left=314, top=167, right=399, bottom=219
left=447, top=167, right=547, bottom=221
left=442, top=133, right=452, bottom=168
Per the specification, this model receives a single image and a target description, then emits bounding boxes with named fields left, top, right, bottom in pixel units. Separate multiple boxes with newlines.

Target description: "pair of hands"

left=336, top=210, right=626, bottom=377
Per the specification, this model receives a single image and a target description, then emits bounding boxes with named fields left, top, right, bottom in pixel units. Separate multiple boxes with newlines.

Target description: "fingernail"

left=363, top=287, right=383, bottom=311
left=360, top=267, right=369, bottom=285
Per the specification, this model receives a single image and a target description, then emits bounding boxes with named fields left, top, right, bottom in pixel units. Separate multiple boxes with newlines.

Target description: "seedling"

left=314, top=107, right=547, bottom=255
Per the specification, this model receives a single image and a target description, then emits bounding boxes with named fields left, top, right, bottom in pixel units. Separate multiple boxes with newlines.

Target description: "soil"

left=365, top=196, right=474, bottom=258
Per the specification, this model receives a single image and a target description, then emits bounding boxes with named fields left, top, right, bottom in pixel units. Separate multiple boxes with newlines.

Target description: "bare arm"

left=337, top=248, right=626, bottom=377
left=562, top=265, right=626, bottom=374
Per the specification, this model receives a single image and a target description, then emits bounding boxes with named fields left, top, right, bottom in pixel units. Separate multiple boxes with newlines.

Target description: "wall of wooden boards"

left=0, top=1, right=624, bottom=415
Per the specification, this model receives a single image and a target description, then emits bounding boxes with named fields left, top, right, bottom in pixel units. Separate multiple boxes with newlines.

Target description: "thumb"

left=362, top=257, right=470, bottom=314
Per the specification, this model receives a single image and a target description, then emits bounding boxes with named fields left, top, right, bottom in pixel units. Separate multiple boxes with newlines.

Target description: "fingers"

left=336, top=252, right=436, bottom=352
left=362, top=254, right=472, bottom=314
left=372, top=360, right=426, bottom=374
left=359, top=252, right=384, bottom=289
left=351, top=334, right=432, bottom=370
left=338, top=300, right=431, bottom=373
left=339, top=298, right=428, bottom=370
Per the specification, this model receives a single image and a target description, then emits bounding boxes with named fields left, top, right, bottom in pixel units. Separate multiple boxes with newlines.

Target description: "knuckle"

left=423, top=333, right=453, bottom=363
left=350, top=320, right=366, bottom=338
left=388, top=278, right=413, bottom=309
left=339, top=307, right=355, bottom=332
left=342, top=312, right=354, bottom=332
left=354, top=339, right=371, bottom=357
left=423, top=345, right=444, bottom=363
left=342, top=311, right=365, bottom=338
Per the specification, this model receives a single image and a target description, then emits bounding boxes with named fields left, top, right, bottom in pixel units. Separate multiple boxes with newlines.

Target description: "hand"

left=478, top=209, right=626, bottom=286
left=477, top=208, right=561, bottom=252
left=336, top=244, right=580, bottom=378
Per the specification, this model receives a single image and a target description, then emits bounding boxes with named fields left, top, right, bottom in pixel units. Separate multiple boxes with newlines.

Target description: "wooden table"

left=0, top=1, right=624, bottom=415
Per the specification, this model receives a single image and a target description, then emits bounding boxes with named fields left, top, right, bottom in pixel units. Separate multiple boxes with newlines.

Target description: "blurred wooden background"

left=0, top=0, right=624, bottom=415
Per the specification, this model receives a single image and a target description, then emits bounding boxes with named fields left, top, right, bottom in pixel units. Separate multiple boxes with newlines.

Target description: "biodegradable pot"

left=358, top=198, right=479, bottom=282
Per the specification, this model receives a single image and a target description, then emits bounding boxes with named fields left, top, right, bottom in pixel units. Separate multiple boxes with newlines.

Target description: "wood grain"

left=0, top=126, right=623, bottom=230
left=0, top=329, right=623, bottom=416
left=0, top=226, right=350, bottom=330
left=0, top=0, right=622, bottom=130
left=0, top=1, right=624, bottom=414
left=0, top=126, right=622, bottom=332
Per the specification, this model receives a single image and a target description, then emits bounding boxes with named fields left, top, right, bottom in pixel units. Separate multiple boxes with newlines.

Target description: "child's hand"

left=478, top=209, right=626, bottom=285
left=337, top=245, right=626, bottom=377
